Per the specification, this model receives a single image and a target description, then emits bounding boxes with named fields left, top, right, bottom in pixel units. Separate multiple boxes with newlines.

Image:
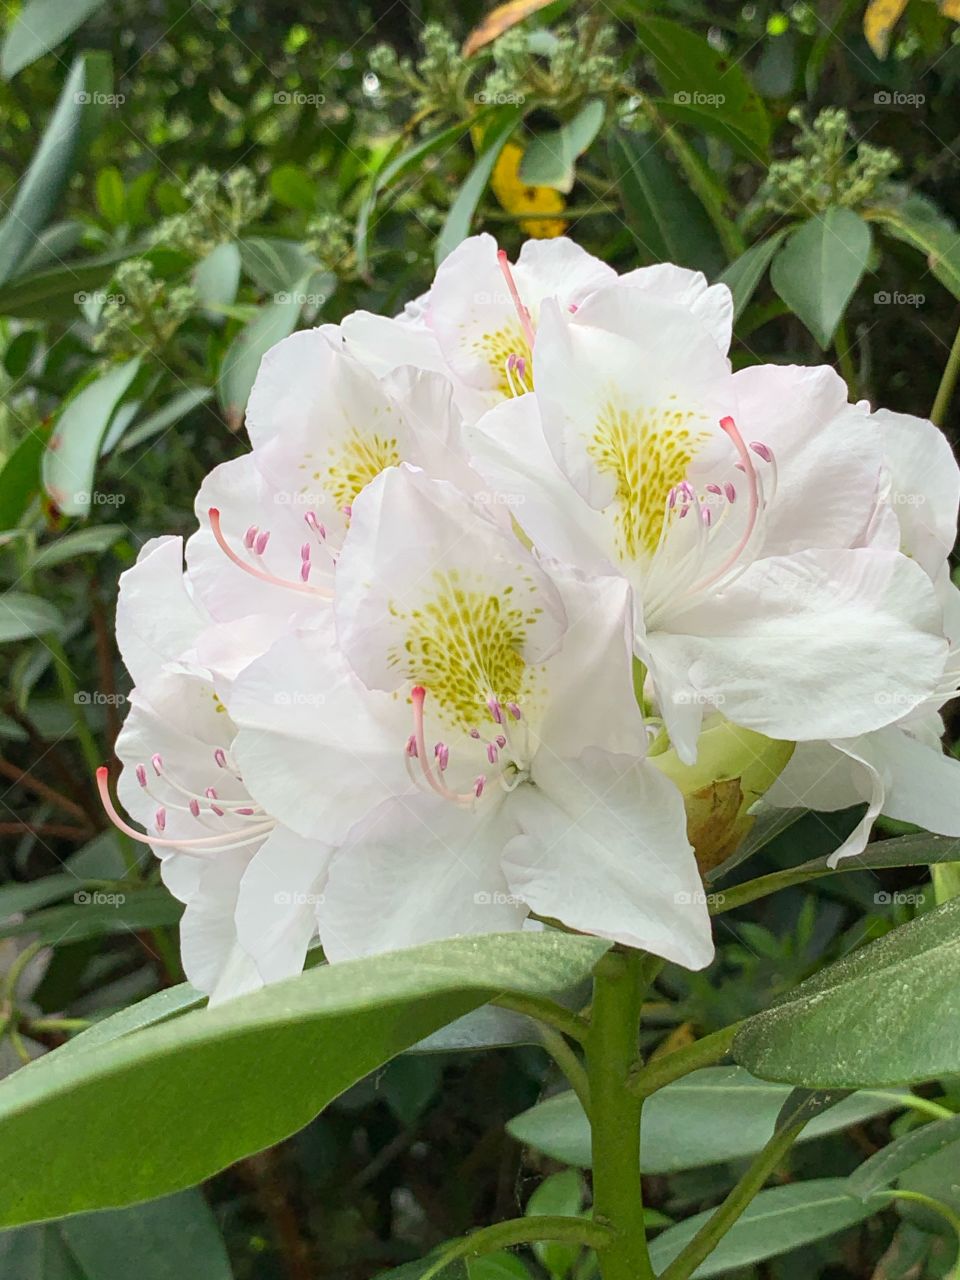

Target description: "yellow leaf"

left=941, top=0, right=960, bottom=20
left=490, top=141, right=567, bottom=239
left=650, top=1023, right=697, bottom=1060
left=863, top=0, right=910, bottom=58
left=462, top=0, right=558, bottom=58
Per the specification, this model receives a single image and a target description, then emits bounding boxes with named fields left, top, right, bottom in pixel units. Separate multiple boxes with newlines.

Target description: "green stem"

left=931, top=312, right=960, bottom=428
left=871, top=1190, right=960, bottom=1279
left=865, top=1091, right=955, bottom=1123
left=659, top=1114, right=810, bottom=1280
left=834, top=318, right=857, bottom=397
left=492, top=992, right=589, bottom=1044
left=420, top=1216, right=614, bottom=1280
left=26, top=1017, right=90, bottom=1033
left=628, top=1022, right=743, bottom=1098
left=541, top=1026, right=592, bottom=1117
left=588, top=950, right=654, bottom=1280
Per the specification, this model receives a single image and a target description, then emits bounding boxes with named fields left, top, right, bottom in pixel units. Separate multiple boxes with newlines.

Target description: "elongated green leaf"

left=0, top=593, right=63, bottom=643
left=0, top=54, right=112, bottom=286
left=1, top=0, right=107, bottom=78
left=608, top=128, right=724, bottom=276
left=632, top=16, right=771, bottom=158
left=0, top=887, right=182, bottom=945
left=0, top=426, right=49, bottom=527
left=42, top=359, right=140, bottom=516
left=519, top=100, right=605, bottom=193
left=356, top=119, right=477, bottom=275
left=116, top=386, right=214, bottom=454
left=0, top=874, right=80, bottom=918
left=648, top=1179, right=875, bottom=1277
left=237, top=238, right=317, bottom=294
left=217, top=285, right=306, bottom=427
left=717, top=229, right=790, bottom=319
left=436, top=112, right=521, bottom=266
left=193, top=241, right=241, bottom=311
left=506, top=1067, right=904, bottom=1171
left=770, top=208, right=872, bottom=348
left=0, top=932, right=608, bottom=1226
left=0, top=1190, right=233, bottom=1280
left=865, top=190, right=960, bottom=301
left=734, top=898, right=960, bottom=1087
left=0, top=246, right=135, bottom=321
left=54, top=985, right=206, bottom=1061
left=30, top=526, right=125, bottom=571
left=849, top=1114, right=960, bottom=1201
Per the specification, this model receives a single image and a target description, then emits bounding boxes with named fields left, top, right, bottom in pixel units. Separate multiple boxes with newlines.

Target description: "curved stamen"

left=208, top=508, right=332, bottom=599
left=683, top=417, right=762, bottom=597
left=408, top=687, right=478, bottom=807
left=96, top=767, right=274, bottom=854
left=497, top=249, right=536, bottom=351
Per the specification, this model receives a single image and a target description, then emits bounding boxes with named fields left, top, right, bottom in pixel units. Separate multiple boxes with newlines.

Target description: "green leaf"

left=355, top=119, right=476, bottom=276
left=519, top=100, right=605, bottom=193
left=468, top=1254, right=532, bottom=1279
left=216, top=284, right=309, bottom=427
left=0, top=887, right=182, bottom=945
left=30, top=526, right=125, bottom=571
left=237, top=238, right=317, bottom=294
left=769, top=208, right=872, bottom=348
left=0, top=874, right=80, bottom=918
left=506, top=1067, right=904, bottom=1171
left=607, top=129, right=725, bottom=277
left=42, top=359, right=141, bottom=516
left=849, top=1114, right=960, bottom=1201
left=115, top=386, right=214, bottom=455
left=0, top=54, right=113, bottom=286
left=0, top=593, right=63, bottom=643
left=193, top=241, right=241, bottom=311
left=1, top=0, right=107, bottom=78
left=94, top=166, right=125, bottom=228
left=896, top=1133, right=960, bottom=1230
left=734, top=898, right=960, bottom=1087
left=865, top=190, right=960, bottom=301
left=525, top=1171, right=584, bottom=1279
left=632, top=16, right=771, bottom=158
left=53, top=985, right=206, bottom=1061
left=0, top=932, right=608, bottom=1226
left=0, top=246, right=136, bottom=321
left=436, top=111, right=521, bottom=266
left=0, top=425, right=49, bottom=527
left=648, top=1179, right=875, bottom=1277
left=0, top=1190, right=233, bottom=1280
left=716, top=229, right=790, bottom=319
left=269, top=164, right=318, bottom=212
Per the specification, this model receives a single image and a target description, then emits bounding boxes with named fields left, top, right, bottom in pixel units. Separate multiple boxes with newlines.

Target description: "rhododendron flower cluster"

left=101, top=236, right=960, bottom=1002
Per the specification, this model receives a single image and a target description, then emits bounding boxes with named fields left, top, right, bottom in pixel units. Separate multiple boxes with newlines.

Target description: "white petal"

left=647, top=548, right=947, bottom=745
left=873, top=407, right=960, bottom=578
left=334, top=464, right=566, bottom=693
left=235, top=826, right=333, bottom=982
left=340, top=310, right=447, bottom=378
left=178, top=849, right=263, bottom=1003
left=764, top=738, right=881, bottom=865
left=228, top=614, right=412, bottom=844
left=244, top=327, right=341, bottom=449
left=505, top=749, right=714, bottom=969
left=317, top=793, right=526, bottom=960
left=115, top=537, right=204, bottom=687
left=617, top=263, right=733, bottom=353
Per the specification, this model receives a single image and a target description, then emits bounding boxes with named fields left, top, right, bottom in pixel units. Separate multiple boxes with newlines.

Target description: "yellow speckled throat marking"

left=473, top=322, right=533, bottom=398
left=587, top=399, right=710, bottom=561
left=388, top=570, right=544, bottom=730
left=300, top=427, right=401, bottom=511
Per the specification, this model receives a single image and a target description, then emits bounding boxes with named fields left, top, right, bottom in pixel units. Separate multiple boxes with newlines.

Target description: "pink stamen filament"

left=496, top=249, right=536, bottom=351
left=408, top=687, right=479, bottom=806
left=208, top=508, right=332, bottom=599
left=686, top=416, right=762, bottom=596
left=96, top=767, right=274, bottom=854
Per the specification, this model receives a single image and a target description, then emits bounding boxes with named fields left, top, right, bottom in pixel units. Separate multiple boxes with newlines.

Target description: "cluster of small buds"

left=754, top=107, right=899, bottom=219
left=304, top=214, right=353, bottom=276
left=91, top=259, right=197, bottom=359
left=368, top=23, right=469, bottom=119
left=482, top=19, right=620, bottom=113
left=152, top=166, right=269, bottom=258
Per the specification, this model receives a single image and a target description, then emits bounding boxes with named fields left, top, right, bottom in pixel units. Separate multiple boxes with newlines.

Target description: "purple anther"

left=189, top=798, right=200, bottom=818
left=487, top=743, right=499, bottom=764
left=214, top=748, right=227, bottom=769
left=135, top=763, right=147, bottom=788
left=243, top=525, right=258, bottom=549
left=507, top=702, right=522, bottom=720
left=474, top=775, right=486, bottom=797
left=300, top=542, right=311, bottom=561
left=254, top=530, right=270, bottom=555
left=496, top=734, right=506, bottom=749
left=749, top=441, right=773, bottom=463
left=155, top=807, right=166, bottom=832
left=724, top=482, right=737, bottom=503
left=406, top=734, right=418, bottom=757
left=706, top=483, right=722, bottom=496
left=151, top=753, right=163, bottom=775
left=300, top=560, right=311, bottom=582
left=487, top=697, right=504, bottom=725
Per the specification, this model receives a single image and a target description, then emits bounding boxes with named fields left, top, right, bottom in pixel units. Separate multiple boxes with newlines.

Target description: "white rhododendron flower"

left=765, top=408, right=960, bottom=863
left=101, top=233, right=958, bottom=1000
